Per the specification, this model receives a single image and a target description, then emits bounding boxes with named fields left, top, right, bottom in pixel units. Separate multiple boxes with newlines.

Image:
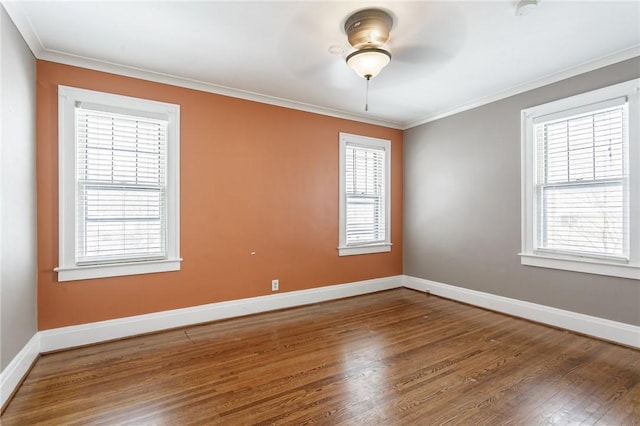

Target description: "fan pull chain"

left=365, top=76, right=370, bottom=112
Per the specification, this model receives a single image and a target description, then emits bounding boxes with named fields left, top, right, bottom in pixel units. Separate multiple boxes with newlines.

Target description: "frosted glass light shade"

left=346, top=48, right=391, bottom=79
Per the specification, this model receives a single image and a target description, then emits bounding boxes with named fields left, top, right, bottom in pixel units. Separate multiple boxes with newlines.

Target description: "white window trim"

left=56, top=86, right=181, bottom=281
left=338, top=132, right=392, bottom=256
left=520, top=79, right=640, bottom=279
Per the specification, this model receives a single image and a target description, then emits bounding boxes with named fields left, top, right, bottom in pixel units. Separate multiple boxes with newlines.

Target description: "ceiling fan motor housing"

left=344, top=8, right=393, bottom=49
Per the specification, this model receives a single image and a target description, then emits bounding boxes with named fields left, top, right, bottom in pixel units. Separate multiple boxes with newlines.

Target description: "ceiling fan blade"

left=291, top=58, right=355, bottom=89
left=277, top=11, right=354, bottom=88
left=392, top=45, right=453, bottom=65
left=360, top=2, right=467, bottom=87
left=388, top=2, right=467, bottom=64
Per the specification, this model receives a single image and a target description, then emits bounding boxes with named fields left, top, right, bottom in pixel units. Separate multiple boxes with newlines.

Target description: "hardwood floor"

left=2, top=289, right=639, bottom=425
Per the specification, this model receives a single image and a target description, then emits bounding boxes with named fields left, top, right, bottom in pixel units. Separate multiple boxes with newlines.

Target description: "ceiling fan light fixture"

left=346, top=48, right=391, bottom=80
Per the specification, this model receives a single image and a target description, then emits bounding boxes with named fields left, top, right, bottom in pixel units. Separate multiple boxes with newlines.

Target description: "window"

left=338, top=132, right=391, bottom=256
left=56, top=86, right=181, bottom=281
left=520, top=79, right=639, bottom=279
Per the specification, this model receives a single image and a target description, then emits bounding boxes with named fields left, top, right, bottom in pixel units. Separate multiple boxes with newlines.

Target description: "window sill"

left=519, top=252, right=639, bottom=280
left=55, top=258, right=182, bottom=282
left=338, top=243, right=392, bottom=257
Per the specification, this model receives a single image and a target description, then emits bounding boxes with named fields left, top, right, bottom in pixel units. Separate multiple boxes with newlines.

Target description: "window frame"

left=56, top=86, right=181, bottom=281
left=520, top=79, right=640, bottom=279
left=338, top=132, right=392, bottom=256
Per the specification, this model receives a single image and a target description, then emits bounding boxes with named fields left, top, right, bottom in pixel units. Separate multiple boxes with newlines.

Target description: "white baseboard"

left=0, top=333, right=39, bottom=410
left=403, top=275, right=640, bottom=348
left=4, top=273, right=637, bottom=412
left=39, top=275, right=403, bottom=353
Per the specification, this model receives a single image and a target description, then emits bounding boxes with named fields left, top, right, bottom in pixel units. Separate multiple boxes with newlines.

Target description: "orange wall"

left=36, top=61, right=403, bottom=330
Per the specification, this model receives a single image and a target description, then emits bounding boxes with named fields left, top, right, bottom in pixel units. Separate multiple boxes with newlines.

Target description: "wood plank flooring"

left=2, top=289, right=639, bottom=425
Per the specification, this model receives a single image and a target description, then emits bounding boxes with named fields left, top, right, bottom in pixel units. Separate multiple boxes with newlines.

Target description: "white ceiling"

left=4, top=1, right=640, bottom=129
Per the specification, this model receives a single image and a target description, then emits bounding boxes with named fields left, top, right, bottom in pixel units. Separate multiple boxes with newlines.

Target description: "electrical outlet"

left=271, top=279, right=279, bottom=291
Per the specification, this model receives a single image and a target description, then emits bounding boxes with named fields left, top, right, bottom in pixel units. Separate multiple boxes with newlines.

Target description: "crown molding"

left=38, top=49, right=404, bottom=130
left=2, top=0, right=44, bottom=56
left=403, top=46, right=640, bottom=129
left=3, top=1, right=637, bottom=131
left=2, top=0, right=402, bottom=129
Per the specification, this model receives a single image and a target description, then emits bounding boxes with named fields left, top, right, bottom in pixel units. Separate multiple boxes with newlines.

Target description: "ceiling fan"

left=338, top=4, right=467, bottom=84
left=281, top=3, right=465, bottom=109
left=342, top=8, right=394, bottom=110
left=344, top=8, right=394, bottom=81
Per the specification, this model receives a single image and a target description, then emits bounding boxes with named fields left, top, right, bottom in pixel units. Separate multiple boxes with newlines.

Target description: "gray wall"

left=404, top=57, right=640, bottom=326
left=0, top=5, right=37, bottom=371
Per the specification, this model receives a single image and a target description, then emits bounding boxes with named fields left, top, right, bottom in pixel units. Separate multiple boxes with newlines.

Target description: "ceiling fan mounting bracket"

left=344, top=8, right=393, bottom=49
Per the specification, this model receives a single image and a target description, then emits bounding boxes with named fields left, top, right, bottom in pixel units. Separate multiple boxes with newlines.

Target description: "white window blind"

left=338, top=132, right=391, bottom=256
left=535, top=102, right=628, bottom=260
left=345, top=143, right=386, bottom=245
left=75, top=106, right=168, bottom=265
